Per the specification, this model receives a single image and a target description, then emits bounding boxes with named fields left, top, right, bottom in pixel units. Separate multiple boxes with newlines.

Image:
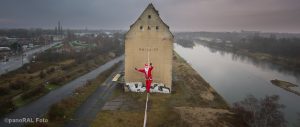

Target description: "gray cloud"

left=0, top=0, right=299, bottom=33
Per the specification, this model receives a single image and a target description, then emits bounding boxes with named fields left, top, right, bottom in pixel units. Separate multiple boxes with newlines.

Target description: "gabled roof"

left=126, top=3, right=173, bottom=38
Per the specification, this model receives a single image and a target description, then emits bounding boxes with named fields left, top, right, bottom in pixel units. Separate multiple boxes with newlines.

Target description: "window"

left=140, top=26, right=143, bottom=30
left=148, top=26, right=151, bottom=30
left=156, top=26, right=159, bottom=30
left=148, top=15, right=151, bottom=19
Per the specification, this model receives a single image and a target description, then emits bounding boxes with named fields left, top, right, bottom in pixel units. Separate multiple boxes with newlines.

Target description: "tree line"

left=232, top=34, right=300, bottom=59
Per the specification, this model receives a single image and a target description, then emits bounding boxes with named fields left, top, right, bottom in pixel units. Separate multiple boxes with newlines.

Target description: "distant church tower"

left=124, top=3, right=173, bottom=93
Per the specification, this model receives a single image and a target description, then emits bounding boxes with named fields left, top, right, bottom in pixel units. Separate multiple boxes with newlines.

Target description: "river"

left=174, top=43, right=300, bottom=126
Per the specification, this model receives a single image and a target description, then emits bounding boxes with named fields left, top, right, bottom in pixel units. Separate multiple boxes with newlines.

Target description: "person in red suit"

left=135, top=63, right=154, bottom=93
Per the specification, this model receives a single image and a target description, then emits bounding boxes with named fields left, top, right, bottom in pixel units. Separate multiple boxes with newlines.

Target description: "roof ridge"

left=126, top=3, right=174, bottom=38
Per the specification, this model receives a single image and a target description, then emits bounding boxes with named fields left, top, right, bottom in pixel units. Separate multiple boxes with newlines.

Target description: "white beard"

left=144, top=67, right=149, bottom=76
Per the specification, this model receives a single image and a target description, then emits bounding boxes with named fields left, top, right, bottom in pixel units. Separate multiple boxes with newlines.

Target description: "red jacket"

left=137, top=65, right=153, bottom=80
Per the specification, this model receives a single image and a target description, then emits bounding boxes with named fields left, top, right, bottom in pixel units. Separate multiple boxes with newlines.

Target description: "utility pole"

left=44, top=37, right=47, bottom=50
left=21, top=47, right=24, bottom=65
left=17, top=43, right=24, bottom=65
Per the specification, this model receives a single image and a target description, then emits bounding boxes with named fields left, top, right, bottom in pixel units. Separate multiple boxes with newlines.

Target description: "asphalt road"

left=65, top=63, right=124, bottom=127
left=0, top=42, right=61, bottom=75
left=0, top=55, right=124, bottom=127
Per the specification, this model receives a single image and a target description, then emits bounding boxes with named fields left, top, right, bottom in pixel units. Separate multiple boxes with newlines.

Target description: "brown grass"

left=0, top=53, right=116, bottom=117
left=91, top=52, right=246, bottom=127
left=38, top=62, right=121, bottom=127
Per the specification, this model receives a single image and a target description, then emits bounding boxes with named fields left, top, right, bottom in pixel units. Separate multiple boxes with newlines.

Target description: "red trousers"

left=145, top=79, right=152, bottom=93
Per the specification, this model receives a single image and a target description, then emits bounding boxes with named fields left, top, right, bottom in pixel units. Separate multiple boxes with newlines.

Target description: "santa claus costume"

left=135, top=63, right=154, bottom=93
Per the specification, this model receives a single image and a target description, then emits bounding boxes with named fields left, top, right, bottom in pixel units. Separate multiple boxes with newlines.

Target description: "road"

left=0, top=55, right=124, bottom=127
left=65, top=63, right=124, bottom=127
left=0, top=42, right=61, bottom=75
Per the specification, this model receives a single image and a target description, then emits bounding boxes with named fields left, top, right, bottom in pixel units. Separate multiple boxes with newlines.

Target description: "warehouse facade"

left=124, top=4, right=173, bottom=93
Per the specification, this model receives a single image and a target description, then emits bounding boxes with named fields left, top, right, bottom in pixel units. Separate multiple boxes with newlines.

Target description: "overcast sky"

left=0, top=0, right=299, bottom=33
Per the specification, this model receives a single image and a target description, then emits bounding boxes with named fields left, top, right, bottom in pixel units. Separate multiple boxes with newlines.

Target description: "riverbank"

left=174, top=42, right=300, bottom=126
left=91, top=52, right=246, bottom=127
left=198, top=41, right=300, bottom=72
left=271, top=79, right=300, bottom=96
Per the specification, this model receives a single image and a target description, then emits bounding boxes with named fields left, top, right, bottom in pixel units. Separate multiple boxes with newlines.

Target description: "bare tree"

left=232, top=95, right=286, bottom=127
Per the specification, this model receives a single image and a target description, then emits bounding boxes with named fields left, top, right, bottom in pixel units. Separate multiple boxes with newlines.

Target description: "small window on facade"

left=140, top=26, right=143, bottom=30
left=148, top=15, right=151, bottom=19
left=156, top=26, right=159, bottom=30
left=148, top=26, right=151, bottom=30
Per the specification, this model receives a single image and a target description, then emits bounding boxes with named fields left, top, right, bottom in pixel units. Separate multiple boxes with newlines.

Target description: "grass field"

left=24, top=62, right=121, bottom=127
left=0, top=52, right=116, bottom=117
left=91, top=52, right=246, bottom=127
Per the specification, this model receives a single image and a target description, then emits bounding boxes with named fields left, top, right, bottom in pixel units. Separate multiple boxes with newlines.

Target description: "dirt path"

left=65, top=64, right=123, bottom=127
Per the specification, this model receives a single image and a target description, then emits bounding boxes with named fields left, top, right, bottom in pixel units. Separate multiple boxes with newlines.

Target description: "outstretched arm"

left=135, top=67, right=145, bottom=73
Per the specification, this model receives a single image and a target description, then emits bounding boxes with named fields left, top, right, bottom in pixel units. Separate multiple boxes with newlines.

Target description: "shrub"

left=21, top=84, right=46, bottom=100
left=39, top=71, right=46, bottom=79
left=49, top=77, right=65, bottom=85
left=48, top=103, right=65, bottom=121
left=232, top=95, right=286, bottom=127
left=9, top=80, right=29, bottom=90
left=46, top=67, right=55, bottom=74
left=0, top=99, right=15, bottom=116
left=61, top=64, right=74, bottom=71
left=48, top=98, right=76, bottom=121
left=0, top=86, right=10, bottom=95
left=86, top=80, right=92, bottom=86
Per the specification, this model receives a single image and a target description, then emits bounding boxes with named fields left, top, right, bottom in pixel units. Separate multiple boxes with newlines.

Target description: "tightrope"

left=143, top=93, right=149, bottom=127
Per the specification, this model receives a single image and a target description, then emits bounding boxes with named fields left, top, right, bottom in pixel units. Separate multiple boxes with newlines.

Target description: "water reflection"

left=174, top=42, right=300, bottom=126
left=175, top=38, right=195, bottom=49
left=175, top=40, right=300, bottom=82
